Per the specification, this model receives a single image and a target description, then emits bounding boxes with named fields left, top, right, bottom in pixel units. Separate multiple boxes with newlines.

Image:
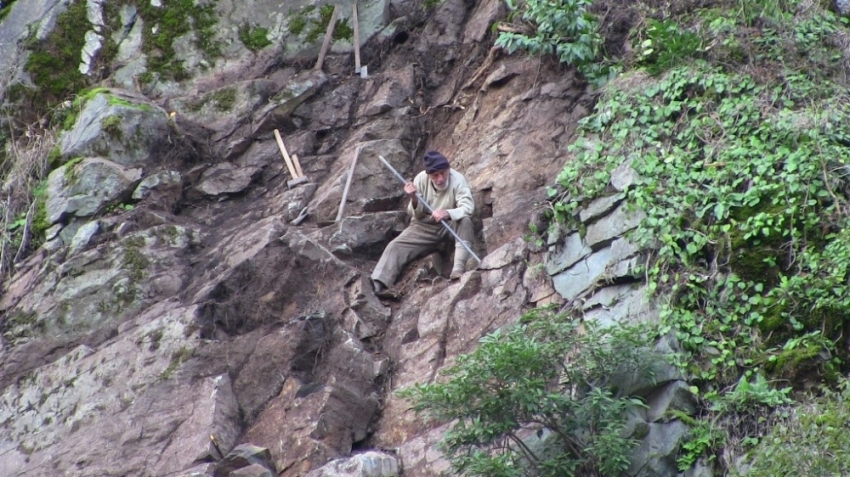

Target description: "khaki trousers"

left=371, top=217, right=474, bottom=287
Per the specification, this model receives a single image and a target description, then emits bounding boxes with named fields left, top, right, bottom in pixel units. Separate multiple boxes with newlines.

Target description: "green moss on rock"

left=211, top=87, right=236, bottom=111
left=135, top=0, right=222, bottom=80
left=159, top=346, right=193, bottom=380
left=289, top=14, right=307, bottom=35
left=334, top=18, right=353, bottom=41
left=24, top=0, right=89, bottom=102
left=101, top=115, right=123, bottom=139
left=239, top=23, right=272, bottom=52
left=121, top=234, right=150, bottom=282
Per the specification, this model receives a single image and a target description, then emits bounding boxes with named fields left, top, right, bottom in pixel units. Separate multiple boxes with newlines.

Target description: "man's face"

left=428, top=168, right=450, bottom=190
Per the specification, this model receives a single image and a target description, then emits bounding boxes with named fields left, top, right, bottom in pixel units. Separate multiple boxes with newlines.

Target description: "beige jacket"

left=407, top=169, right=475, bottom=223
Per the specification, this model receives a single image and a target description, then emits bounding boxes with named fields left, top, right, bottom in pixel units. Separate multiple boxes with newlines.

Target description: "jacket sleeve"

left=447, top=172, right=475, bottom=222
left=407, top=172, right=429, bottom=220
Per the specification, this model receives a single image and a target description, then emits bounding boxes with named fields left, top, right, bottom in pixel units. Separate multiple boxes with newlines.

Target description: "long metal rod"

left=378, top=155, right=481, bottom=264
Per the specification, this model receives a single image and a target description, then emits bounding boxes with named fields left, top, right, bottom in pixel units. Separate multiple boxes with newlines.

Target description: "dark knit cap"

left=423, top=150, right=450, bottom=174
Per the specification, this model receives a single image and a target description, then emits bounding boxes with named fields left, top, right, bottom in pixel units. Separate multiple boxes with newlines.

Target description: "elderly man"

left=371, top=150, right=476, bottom=293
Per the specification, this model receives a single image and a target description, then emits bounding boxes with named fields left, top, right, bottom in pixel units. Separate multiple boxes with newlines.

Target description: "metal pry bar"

left=377, top=155, right=482, bottom=264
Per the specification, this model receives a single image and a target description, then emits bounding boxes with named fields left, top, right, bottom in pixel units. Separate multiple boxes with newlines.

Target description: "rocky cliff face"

left=0, top=0, right=690, bottom=476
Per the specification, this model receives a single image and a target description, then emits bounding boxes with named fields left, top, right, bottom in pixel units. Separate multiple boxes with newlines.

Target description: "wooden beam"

left=273, top=129, right=298, bottom=179
left=292, top=153, right=305, bottom=178
left=336, top=146, right=361, bottom=223
left=353, top=2, right=361, bottom=73
left=314, top=5, right=340, bottom=71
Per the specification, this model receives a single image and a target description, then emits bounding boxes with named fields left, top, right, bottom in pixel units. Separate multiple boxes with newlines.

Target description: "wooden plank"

left=273, top=129, right=298, bottom=178
left=353, top=2, right=361, bottom=73
left=336, top=146, right=361, bottom=223
left=314, top=5, right=340, bottom=71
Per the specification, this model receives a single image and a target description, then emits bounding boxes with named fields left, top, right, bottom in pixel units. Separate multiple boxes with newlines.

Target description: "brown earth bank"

left=0, top=0, right=658, bottom=475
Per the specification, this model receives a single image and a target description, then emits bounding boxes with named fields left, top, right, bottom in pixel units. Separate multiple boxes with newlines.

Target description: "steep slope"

left=0, top=0, right=598, bottom=475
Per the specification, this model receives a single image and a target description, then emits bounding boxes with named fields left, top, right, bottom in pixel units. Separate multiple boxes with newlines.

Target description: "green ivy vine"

left=551, top=10, right=850, bottom=391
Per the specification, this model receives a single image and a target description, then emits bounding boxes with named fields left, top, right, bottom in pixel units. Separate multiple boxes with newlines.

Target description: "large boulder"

left=305, top=452, right=400, bottom=477
left=58, top=89, right=171, bottom=167
left=252, top=69, right=329, bottom=135
left=45, top=157, right=142, bottom=224
left=1, top=223, right=200, bottom=344
left=310, top=140, right=412, bottom=223
left=0, top=303, right=242, bottom=477
left=0, top=0, right=63, bottom=77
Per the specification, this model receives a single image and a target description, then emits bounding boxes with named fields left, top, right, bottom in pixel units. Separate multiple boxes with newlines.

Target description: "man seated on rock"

left=371, top=150, right=477, bottom=293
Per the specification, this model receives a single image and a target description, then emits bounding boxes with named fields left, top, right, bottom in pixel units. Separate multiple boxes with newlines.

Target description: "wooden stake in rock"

left=292, top=153, right=305, bottom=178
left=336, top=146, right=362, bottom=224
left=315, top=5, right=340, bottom=71
left=353, top=2, right=361, bottom=74
left=274, top=129, right=308, bottom=188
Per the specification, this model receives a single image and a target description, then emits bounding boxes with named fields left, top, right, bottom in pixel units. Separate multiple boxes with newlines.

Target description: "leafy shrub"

left=495, top=0, right=614, bottom=86
left=732, top=378, right=850, bottom=476
left=705, top=372, right=792, bottom=414
left=674, top=414, right=724, bottom=472
left=635, top=19, right=703, bottom=75
left=400, top=308, right=657, bottom=477
left=551, top=58, right=850, bottom=386
left=545, top=2, right=850, bottom=471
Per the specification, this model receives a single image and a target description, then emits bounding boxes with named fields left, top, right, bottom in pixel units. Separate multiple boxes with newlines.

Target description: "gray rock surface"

left=646, top=380, right=697, bottom=422
left=628, top=420, right=690, bottom=477
left=58, top=90, right=170, bottom=167
left=584, top=202, right=646, bottom=248
left=79, top=30, right=103, bottom=75
left=582, top=283, right=657, bottom=328
left=579, top=193, right=624, bottom=224
left=551, top=242, right=639, bottom=302
left=214, top=444, right=276, bottom=477
left=356, top=65, right=415, bottom=117
left=611, top=158, right=640, bottom=192
left=344, top=275, right=392, bottom=339
left=196, top=163, right=261, bottom=196
left=0, top=4, right=697, bottom=477
left=305, top=452, right=400, bottom=477
left=0, top=0, right=63, bottom=73
left=546, top=232, right=591, bottom=276
left=231, top=464, right=275, bottom=477
left=252, top=70, right=329, bottom=135
left=45, top=157, right=143, bottom=224
left=68, top=219, right=100, bottom=255
left=132, top=170, right=183, bottom=203
left=329, top=212, right=407, bottom=253
left=310, top=140, right=412, bottom=223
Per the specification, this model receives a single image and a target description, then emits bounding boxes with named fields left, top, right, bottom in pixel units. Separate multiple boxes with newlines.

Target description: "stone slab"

left=585, top=203, right=646, bottom=248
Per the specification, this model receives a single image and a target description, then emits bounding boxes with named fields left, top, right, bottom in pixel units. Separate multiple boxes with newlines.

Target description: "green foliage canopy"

left=495, top=0, right=614, bottom=86
left=401, top=309, right=656, bottom=477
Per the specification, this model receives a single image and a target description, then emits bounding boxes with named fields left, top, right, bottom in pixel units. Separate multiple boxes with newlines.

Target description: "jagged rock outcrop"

left=45, top=157, right=143, bottom=224
left=305, top=452, right=400, bottom=477
left=58, top=89, right=171, bottom=167
left=0, top=1, right=693, bottom=476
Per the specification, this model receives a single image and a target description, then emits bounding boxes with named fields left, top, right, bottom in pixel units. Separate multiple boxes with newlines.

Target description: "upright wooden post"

left=353, top=2, right=361, bottom=74
left=314, top=5, right=340, bottom=71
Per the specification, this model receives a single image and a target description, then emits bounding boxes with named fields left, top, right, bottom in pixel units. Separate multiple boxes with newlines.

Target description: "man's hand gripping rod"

left=377, top=155, right=482, bottom=265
